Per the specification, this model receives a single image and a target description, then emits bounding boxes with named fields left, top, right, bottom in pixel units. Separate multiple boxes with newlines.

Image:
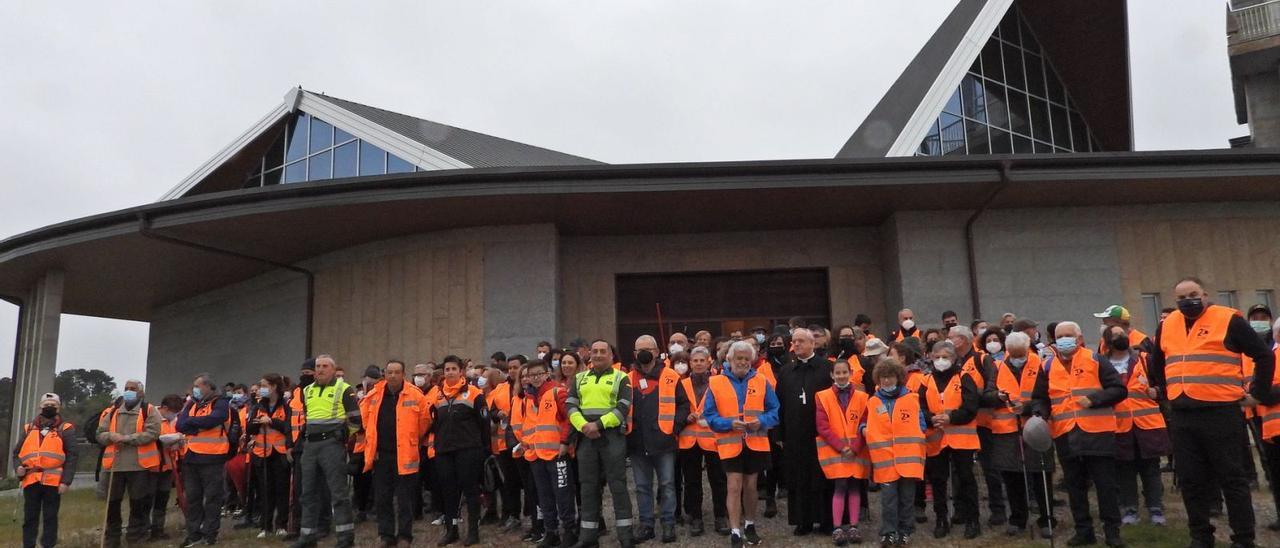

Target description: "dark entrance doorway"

left=614, top=269, right=830, bottom=359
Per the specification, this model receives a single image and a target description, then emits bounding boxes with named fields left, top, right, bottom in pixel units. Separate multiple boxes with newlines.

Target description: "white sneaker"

left=431, top=515, right=444, bottom=525
left=1121, top=508, right=1139, bottom=525
left=275, top=529, right=288, bottom=536
left=256, top=531, right=268, bottom=539
left=1149, top=509, right=1166, bottom=526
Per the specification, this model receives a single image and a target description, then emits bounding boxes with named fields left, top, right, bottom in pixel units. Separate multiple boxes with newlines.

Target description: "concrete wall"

left=147, top=269, right=307, bottom=398
left=558, top=228, right=885, bottom=343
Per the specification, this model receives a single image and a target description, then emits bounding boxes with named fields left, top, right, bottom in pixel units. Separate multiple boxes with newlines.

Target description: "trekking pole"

left=100, top=466, right=115, bottom=548
left=1040, top=453, right=1054, bottom=548
left=1006, top=394, right=1035, bottom=541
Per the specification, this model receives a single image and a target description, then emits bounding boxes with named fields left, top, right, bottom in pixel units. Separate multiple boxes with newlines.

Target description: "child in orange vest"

left=815, top=358, right=870, bottom=546
left=863, top=358, right=929, bottom=547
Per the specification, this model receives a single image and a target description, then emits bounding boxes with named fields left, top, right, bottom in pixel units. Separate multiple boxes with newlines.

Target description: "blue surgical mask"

left=122, top=390, right=138, bottom=404
left=1055, top=337, right=1078, bottom=355
left=754, top=333, right=766, bottom=344
left=551, top=360, right=560, bottom=369
left=258, top=387, right=271, bottom=398
left=191, top=386, right=203, bottom=400
left=231, top=393, right=247, bottom=405
left=1008, top=356, right=1027, bottom=367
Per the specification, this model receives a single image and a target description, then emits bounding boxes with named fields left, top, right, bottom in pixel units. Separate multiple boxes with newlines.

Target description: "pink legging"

left=831, top=477, right=862, bottom=527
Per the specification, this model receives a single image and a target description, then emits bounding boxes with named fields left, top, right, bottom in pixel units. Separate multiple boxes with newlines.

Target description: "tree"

left=54, top=368, right=116, bottom=407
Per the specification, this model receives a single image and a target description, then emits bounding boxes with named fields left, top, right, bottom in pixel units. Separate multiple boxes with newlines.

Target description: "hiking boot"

left=832, top=527, right=848, bottom=547
left=963, top=521, right=981, bottom=539
left=463, top=519, right=481, bottom=546
left=744, top=524, right=761, bottom=545
left=714, top=517, right=730, bottom=535
left=690, top=517, right=705, bottom=537
left=661, top=523, right=676, bottom=543
left=763, top=498, right=778, bottom=518
left=437, top=524, right=459, bottom=546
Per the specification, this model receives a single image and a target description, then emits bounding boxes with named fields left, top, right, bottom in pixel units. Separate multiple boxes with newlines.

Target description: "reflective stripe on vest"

left=628, top=367, right=680, bottom=435
left=709, top=373, right=770, bottom=460
left=988, top=354, right=1042, bottom=435
left=250, top=403, right=289, bottom=458
left=1115, top=357, right=1166, bottom=433
left=677, top=378, right=717, bottom=452
left=303, top=379, right=354, bottom=430
left=102, top=404, right=161, bottom=471
left=186, top=398, right=231, bottom=456
left=522, top=387, right=564, bottom=461
left=937, top=371, right=980, bottom=450
left=866, top=394, right=926, bottom=483
left=1160, top=306, right=1245, bottom=402
left=18, top=422, right=72, bottom=488
left=1048, top=350, right=1115, bottom=437
left=814, top=387, right=870, bottom=480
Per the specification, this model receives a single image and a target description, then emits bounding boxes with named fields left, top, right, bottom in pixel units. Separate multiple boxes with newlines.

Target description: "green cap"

left=1092, top=305, right=1130, bottom=321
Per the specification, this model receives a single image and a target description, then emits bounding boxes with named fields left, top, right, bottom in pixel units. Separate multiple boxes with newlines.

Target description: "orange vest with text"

left=866, top=392, right=926, bottom=483
left=489, top=382, right=513, bottom=453
left=988, top=354, right=1042, bottom=435
left=249, top=402, right=289, bottom=458
left=1047, top=350, right=1115, bottom=437
left=628, top=366, right=681, bottom=435
left=102, top=404, right=161, bottom=471
left=708, top=373, right=770, bottom=459
left=1160, top=305, right=1245, bottom=402
left=521, top=386, right=564, bottom=461
left=18, top=421, right=74, bottom=488
left=927, top=367, right=980, bottom=452
left=814, top=387, right=871, bottom=480
left=186, top=398, right=232, bottom=456
left=360, top=381, right=430, bottom=475
left=677, top=378, right=717, bottom=452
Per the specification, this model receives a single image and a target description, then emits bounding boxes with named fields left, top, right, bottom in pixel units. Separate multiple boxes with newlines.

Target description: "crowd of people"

left=11, top=276, right=1280, bottom=548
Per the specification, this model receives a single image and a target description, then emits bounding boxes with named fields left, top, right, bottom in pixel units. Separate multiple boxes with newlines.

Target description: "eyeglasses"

left=526, top=371, right=549, bottom=378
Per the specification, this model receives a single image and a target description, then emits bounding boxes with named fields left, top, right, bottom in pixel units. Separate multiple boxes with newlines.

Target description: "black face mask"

left=1110, top=335, right=1130, bottom=351
left=838, top=339, right=857, bottom=353
left=40, top=406, right=57, bottom=419
left=767, top=346, right=785, bottom=358
left=635, top=350, right=654, bottom=366
left=298, top=373, right=315, bottom=387
left=1177, top=297, right=1205, bottom=318
left=944, top=321, right=958, bottom=329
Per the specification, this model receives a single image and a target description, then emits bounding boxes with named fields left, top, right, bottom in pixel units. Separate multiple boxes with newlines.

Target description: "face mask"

left=673, top=362, right=689, bottom=375
left=1099, top=324, right=1109, bottom=337
left=767, top=346, right=785, bottom=358
left=282, top=390, right=292, bottom=401
left=669, top=343, right=684, bottom=355
left=1008, top=356, right=1027, bottom=367
left=754, top=333, right=766, bottom=344
left=902, top=319, right=915, bottom=331
left=41, top=406, right=57, bottom=419
left=933, top=358, right=953, bottom=371
left=985, top=341, right=1002, bottom=355
left=413, top=375, right=426, bottom=387
left=636, top=350, right=654, bottom=365
left=258, top=387, right=271, bottom=398
left=944, top=321, right=957, bottom=329
left=1110, top=335, right=1130, bottom=351
left=1055, top=337, right=1078, bottom=355
left=833, top=380, right=850, bottom=389
left=1003, top=325, right=1013, bottom=334
left=1177, top=297, right=1205, bottom=318
left=1252, top=320, right=1271, bottom=335
left=476, top=376, right=489, bottom=388
left=838, top=339, right=856, bottom=353
left=537, top=352, right=547, bottom=360
left=191, top=386, right=204, bottom=400
left=122, top=390, right=138, bottom=404
left=232, top=393, right=248, bottom=406
left=298, top=374, right=314, bottom=387
left=878, top=383, right=899, bottom=395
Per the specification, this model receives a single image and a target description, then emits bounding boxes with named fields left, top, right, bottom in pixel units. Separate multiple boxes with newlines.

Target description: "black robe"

left=776, top=353, right=834, bottom=528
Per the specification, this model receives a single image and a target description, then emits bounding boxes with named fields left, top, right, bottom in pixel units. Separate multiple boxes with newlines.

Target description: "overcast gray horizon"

left=0, top=1, right=1243, bottom=387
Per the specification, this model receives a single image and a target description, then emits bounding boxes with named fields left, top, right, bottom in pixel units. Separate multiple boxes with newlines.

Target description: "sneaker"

left=832, top=527, right=848, bottom=546
left=846, top=525, right=862, bottom=544
left=744, top=524, right=761, bottom=545
left=897, top=533, right=911, bottom=545
left=257, top=531, right=269, bottom=539
left=276, top=529, right=289, bottom=537
left=1149, top=508, right=1166, bottom=526
left=1121, top=508, right=1139, bottom=526
left=180, top=537, right=204, bottom=548
left=879, top=533, right=894, bottom=547
left=431, top=515, right=445, bottom=526
left=501, top=516, right=521, bottom=532
left=730, top=532, right=745, bottom=548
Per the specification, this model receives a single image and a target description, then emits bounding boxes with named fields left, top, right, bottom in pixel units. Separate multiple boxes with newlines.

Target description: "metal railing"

left=1232, top=0, right=1280, bottom=45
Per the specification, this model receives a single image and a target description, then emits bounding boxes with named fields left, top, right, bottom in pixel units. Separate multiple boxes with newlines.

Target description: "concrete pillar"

left=8, top=270, right=64, bottom=460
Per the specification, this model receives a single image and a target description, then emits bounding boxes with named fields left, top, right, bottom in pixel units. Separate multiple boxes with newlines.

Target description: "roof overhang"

left=3, top=149, right=1278, bottom=322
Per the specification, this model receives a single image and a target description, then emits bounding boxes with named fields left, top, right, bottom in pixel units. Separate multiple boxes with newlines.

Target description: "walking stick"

left=100, top=466, right=115, bottom=548
left=1007, top=395, right=1035, bottom=541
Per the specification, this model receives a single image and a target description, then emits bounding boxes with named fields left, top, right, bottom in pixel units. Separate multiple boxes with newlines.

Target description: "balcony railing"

left=1231, top=0, right=1280, bottom=45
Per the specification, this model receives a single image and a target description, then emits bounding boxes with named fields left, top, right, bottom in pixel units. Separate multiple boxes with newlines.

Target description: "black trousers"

left=23, top=484, right=61, bottom=548
left=373, top=452, right=418, bottom=541
left=1060, top=453, right=1120, bottom=537
left=437, top=447, right=484, bottom=522
left=288, top=450, right=330, bottom=534
left=927, top=448, right=977, bottom=524
left=517, top=455, right=539, bottom=520
left=531, top=457, right=577, bottom=533
left=1265, top=440, right=1280, bottom=524
left=181, top=461, right=225, bottom=541
left=1000, top=470, right=1052, bottom=528
left=1172, top=405, right=1255, bottom=545
left=352, top=453, right=373, bottom=514
left=1117, top=457, right=1163, bottom=512
left=253, top=453, right=290, bottom=531
left=760, top=431, right=783, bottom=500
left=976, top=428, right=1006, bottom=519
left=149, top=471, right=172, bottom=535
left=496, top=450, right=523, bottom=519
left=106, top=469, right=155, bottom=542
left=679, top=447, right=727, bottom=520
left=784, top=439, right=832, bottom=529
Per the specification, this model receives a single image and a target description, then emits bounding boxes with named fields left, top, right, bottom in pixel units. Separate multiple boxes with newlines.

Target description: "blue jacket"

left=861, top=385, right=929, bottom=435
left=176, top=395, right=231, bottom=465
left=704, top=367, right=780, bottom=433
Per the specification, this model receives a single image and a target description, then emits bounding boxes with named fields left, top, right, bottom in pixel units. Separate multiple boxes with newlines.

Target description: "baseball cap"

left=1248, top=304, right=1272, bottom=318
left=1092, top=305, right=1130, bottom=322
left=40, top=392, right=61, bottom=408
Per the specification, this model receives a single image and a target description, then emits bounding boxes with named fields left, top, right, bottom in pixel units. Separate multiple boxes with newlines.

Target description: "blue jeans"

left=631, top=451, right=676, bottom=527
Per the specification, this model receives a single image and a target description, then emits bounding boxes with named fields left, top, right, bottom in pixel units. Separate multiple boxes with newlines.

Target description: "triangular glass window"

left=916, top=5, right=1100, bottom=156
left=243, top=111, right=417, bottom=187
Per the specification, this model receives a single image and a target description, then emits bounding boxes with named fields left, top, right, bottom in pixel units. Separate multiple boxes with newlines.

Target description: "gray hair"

left=948, top=326, right=974, bottom=343
left=727, top=340, right=758, bottom=363
left=1005, top=331, right=1031, bottom=351
left=124, top=379, right=144, bottom=392
left=689, top=345, right=712, bottom=359
left=193, top=373, right=216, bottom=392
left=1055, top=321, right=1081, bottom=337
left=932, top=340, right=958, bottom=358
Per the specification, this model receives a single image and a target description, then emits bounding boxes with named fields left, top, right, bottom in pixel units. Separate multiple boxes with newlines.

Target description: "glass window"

left=333, top=141, right=357, bottom=179
left=940, top=113, right=965, bottom=155
left=962, top=75, right=987, bottom=122
left=1217, top=290, right=1238, bottom=309
left=285, top=114, right=308, bottom=163
left=1013, top=134, right=1033, bottom=153
left=1051, top=105, right=1070, bottom=147
left=969, top=57, right=982, bottom=78
left=283, top=160, right=307, bottom=184
left=1024, top=53, right=1045, bottom=98
left=309, top=117, right=333, bottom=153
left=981, top=39, right=1003, bottom=83
left=1070, top=110, right=1090, bottom=152
left=243, top=173, right=261, bottom=188
left=262, top=167, right=282, bottom=186
left=1003, top=42, right=1025, bottom=91
left=985, top=82, right=1009, bottom=130
left=359, top=141, right=386, bottom=176
left=1030, top=97, right=1051, bottom=143
left=965, top=119, right=990, bottom=154
left=308, top=150, right=333, bottom=180
left=990, top=128, right=1013, bottom=154
left=334, top=127, right=355, bottom=145
left=387, top=153, right=414, bottom=174
left=1256, top=290, right=1275, bottom=311
left=944, top=89, right=962, bottom=116
left=919, top=121, right=941, bottom=156
left=1045, top=67, right=1065, bottom=105
left=1008, top=89, right=1031, bottom=137
left=1141, top=293, right=1161, bottom=335
left=264, top=129, right=286, bottom=171
left=1034, top=140, right=1053, bottom=153
left=1000, top=11, right=1021, bottom=45
left=1020, top=17, right=1040, bottom=52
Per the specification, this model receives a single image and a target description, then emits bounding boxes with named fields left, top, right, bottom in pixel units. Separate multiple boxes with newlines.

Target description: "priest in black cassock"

left=775, top=327, right=835, bottom=536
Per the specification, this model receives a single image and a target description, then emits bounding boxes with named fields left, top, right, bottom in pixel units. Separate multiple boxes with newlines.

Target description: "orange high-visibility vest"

left=521, top=386, right=564, bottom=461
left=930, top=369, right=980, bottom=451
left=1160, top=305, right=1245, bottom=402
left=159, top=418, right=183, bottom=471
left=1097, top=328, right=1150, bottom=354
left=708, top=373, right=770, bottom=460
left=814, top=387, right=871, bottom=480
left=1115, top=355, right=1166, bottom=433
left=1248, top=347, right=1280, bottom=440
left=102, top=404, right=161, bottom=471
left=1048, top=350, right=1116, bottom=438
left=628, top=366, right=681, bottom=435
left=489, top=382, right=512, bottom=454
left=866, top=393, right=926, bottom=483
left=755, top=361, right=777, bottom=388
left=186, top=398, right=232, bottom=456
left=512, top=393, right=529, bottom=460
left=360, top=381, right=430, bottom=475
left=249, top=403, right=289, bottom=458
left=18, top=421, right=74, bottom=488
left=288, top=387, right=306, bottom=444
left=988, top=355, right=1042, bottom=435
left=913, top=373, right=945, bottom=456
left=677, top=378, right=717, bottom=452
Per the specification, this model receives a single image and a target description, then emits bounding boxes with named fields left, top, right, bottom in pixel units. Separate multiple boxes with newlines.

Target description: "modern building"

left=1228, top=0, right=1280, bottom=147
left=4, top=0, right=1279, bottom=452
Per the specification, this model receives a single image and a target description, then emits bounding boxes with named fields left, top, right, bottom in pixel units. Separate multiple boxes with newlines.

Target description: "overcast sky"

left=0, top=1, right=1243, bottom=387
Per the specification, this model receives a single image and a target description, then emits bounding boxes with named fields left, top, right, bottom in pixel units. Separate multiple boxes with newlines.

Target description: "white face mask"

left=902, top=319, right=915, bottom=331
left=1099, top=324, right=1109, bottom=336
left=413, top=375, right=426, bottom=387
left=985, top=341, right=1002, bottom=355
left=476, top=376, right=488, bottom=388
left=933, top=358, right=953, bottom=371
left=537, top=352, right=547, bottom=360
left=879, top=382, right=898, bottom=392
left=673, top=362, right=689, bottom=375
left=669, top=343, right=684, bottom=355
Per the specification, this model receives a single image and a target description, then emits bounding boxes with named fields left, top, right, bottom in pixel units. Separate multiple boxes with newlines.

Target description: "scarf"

left=441, top=377, right=467, bottom=400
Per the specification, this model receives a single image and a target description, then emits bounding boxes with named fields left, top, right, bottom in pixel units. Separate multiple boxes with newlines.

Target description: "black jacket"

left=1147, top=308, right=1278, bottom=409
left=923, top=364, right=981, bottom=427
left=776, top=353, right=833, bottom=445
left=627, top=363, right=690, bottom=456
left=1030, top=349, right=1127, bottom=458
left=430, top=387, right=489, bottom=455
